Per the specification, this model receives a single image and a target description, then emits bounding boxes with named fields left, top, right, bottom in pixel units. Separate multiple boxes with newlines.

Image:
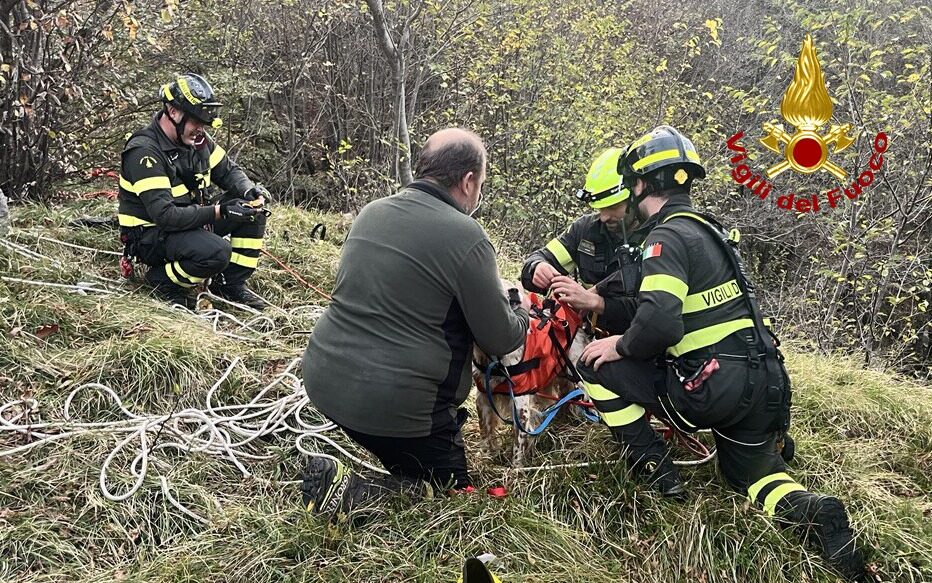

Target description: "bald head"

left=415, top=128, right=487, bottom=188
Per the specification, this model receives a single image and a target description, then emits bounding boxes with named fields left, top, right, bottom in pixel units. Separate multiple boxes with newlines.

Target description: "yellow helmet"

left=576, top=147, right=631, bottom=209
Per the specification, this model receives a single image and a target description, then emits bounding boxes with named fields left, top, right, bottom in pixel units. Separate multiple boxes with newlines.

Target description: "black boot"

left=611, top=422, right=686, bottom=498
left=637, top=452, right=686, bottom=498
left=209, top=281, right=266, bottom=310
left=145, top=269, right=195, bottom=309
left=780, top=491, right=866, bottom=581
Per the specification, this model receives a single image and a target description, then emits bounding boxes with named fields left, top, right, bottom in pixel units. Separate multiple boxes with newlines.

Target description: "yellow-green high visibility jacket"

left=616, top=194, right=767, bottom=360
left=117, top=116, right=255, bottom=232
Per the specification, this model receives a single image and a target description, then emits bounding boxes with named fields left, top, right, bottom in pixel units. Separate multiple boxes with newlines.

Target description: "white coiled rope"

left=0, top=357, right=389, bottom=523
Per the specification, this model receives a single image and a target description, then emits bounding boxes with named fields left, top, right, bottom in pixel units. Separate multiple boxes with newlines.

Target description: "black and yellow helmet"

left=575, top=147, right=631, bottom=209
left=160, top=73, right=223, bottom=129
left=619, top=126, right=705, bottom=191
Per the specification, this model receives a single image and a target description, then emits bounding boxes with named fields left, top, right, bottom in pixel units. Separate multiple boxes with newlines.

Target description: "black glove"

left=245, top=183, right=271, bottom=201
left=219, top=199, right=257, bottom=223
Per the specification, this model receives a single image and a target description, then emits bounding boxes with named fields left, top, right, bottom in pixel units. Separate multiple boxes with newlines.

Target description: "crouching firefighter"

left=117, top=73, right=270, bottom=310
left=576, top=126, right=866, bottom=581
left=521, top=147, right=642, bottom=335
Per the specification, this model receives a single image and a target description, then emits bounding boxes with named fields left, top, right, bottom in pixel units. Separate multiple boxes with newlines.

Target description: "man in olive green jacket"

left=302, top=128, right=529, bottom=516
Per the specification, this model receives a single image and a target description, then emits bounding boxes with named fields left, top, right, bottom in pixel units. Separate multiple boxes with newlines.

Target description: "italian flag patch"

left=642, top=243, right=663, bottom=259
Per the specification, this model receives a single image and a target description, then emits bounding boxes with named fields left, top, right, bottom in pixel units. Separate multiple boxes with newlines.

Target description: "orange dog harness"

left=486, top=294, right=582, bottom=396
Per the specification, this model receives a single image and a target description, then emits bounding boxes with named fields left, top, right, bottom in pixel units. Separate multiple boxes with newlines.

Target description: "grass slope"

left=1, top=199, right=930, bottom=583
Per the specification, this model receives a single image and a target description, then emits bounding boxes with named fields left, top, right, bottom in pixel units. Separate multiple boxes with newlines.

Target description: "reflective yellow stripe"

left=177, top=76, right=201, bottom=104
left=230, top=237, right=263, bottom=250
left=121, top=174, right=186, bottom=198
left=173, top=262, right=205, bottom=283
left=229, top=252, right=259, bottom=269
left=583, top=382, right=620, bottom=402
left=195, top=172, right=211, bottom=188
left=748, top=472, right=794, bottom=502
left=632, top=149, right=681, bottom=171
left=763, top=483, right=806, bottom=516
left=600, top=403, right=646, bottom=427
left=682, top=279, right=743, bottom=314
left=685, top=150, right=701, bottom=163
left=132, top=176, right=171, bottom=194
left=640, top=274, right=688, bottom=302
left=544, top=239, right=575, bottom=271
left=117, top=214, right=155, bottom=227
left=763, top=318, right=772, bottom=328
left=165, top=263, right=195, bottom=288
left=628, top=133, right=654, bottom=153
left=209, top=145, right=226, bottom=169
left=667, top=318, right=755, bottom=356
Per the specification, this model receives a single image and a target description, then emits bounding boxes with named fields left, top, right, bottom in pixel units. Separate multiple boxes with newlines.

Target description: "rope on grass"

left=36, top=234, right=123, bottom=256
left=0, top=357, right=389, bottom=524
left=0, top=276, right=117, bottom=295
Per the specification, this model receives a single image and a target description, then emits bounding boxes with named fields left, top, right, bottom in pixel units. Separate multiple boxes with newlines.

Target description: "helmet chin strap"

left=163, top=106, right=191, bottom=147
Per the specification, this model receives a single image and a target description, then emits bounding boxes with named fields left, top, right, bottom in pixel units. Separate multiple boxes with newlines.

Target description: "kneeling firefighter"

left=117, top=73, right=270, bottom=309
left=576, top=126, right=866, bottom=581
left=521, top=147, right=642, bottom=333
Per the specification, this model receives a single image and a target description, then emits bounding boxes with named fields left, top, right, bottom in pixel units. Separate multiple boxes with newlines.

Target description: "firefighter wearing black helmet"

left=576, top=126, right=866, bottom=581
left=117, top=73, right=270, bottom=309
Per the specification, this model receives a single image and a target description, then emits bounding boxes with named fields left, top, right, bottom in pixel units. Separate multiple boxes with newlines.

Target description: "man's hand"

left=219, top=199, right=258, bottom=223
left=580, top=335, right=623, bottom=371
left=550, top=275, right=604, bottom=312
left=532, top=262, right=560, bottom=290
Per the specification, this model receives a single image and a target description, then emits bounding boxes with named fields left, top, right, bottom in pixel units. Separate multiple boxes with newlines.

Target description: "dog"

left=473, top=280, right=592, bottom=467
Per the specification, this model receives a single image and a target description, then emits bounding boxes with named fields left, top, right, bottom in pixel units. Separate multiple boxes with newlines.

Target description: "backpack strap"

left=662, top=211, right=779, bottom=362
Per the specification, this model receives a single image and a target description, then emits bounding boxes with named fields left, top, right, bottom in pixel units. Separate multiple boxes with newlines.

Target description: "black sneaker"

left=209, top=282, right=266, bottom=310
left=301, top=457, right=352, bottom=515
left=807, top=496, right=866, bottom=581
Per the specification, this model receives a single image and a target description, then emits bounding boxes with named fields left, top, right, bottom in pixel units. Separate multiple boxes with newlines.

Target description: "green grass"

left=1, top=198, right=930, bottom=583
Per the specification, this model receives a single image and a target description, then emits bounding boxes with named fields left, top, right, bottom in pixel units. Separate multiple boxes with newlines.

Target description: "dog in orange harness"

left=473, top=281, right=592, bottom=467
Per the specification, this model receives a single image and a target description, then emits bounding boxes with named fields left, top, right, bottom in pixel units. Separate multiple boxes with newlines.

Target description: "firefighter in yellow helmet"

left=576, top=126, right=865, bottom=581
left=520, top=147, right=642, bottom=331
left=117, top=73, right=270, bottom=309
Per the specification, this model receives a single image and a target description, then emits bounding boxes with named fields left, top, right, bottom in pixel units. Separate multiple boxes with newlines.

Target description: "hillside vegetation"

left=1, top=199, right=930, bottom=583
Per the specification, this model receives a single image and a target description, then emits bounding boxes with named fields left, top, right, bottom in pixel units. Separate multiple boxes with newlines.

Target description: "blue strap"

left=482, top=362, right=599, bottom=435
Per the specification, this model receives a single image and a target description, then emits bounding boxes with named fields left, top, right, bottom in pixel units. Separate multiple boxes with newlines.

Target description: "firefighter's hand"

left=550, top=275, right=604, bottom=312
left=245, top=183, right=271, bottom=202
left=580, top=335, right=623, bottom=371
left=532, top=262, right=560, bottom=289
left=219, top=199, right=257, bottom=223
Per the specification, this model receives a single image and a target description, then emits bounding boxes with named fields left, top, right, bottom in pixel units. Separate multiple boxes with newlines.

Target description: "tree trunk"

left=364, top=0, right=413, bottom=186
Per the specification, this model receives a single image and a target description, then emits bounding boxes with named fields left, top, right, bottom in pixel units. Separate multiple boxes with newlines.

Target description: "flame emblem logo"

left=759, top=34, right=857, bottom=180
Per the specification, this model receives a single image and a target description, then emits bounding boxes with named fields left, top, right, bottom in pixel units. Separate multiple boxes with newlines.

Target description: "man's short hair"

left=415, top=132, right=486, bottom=187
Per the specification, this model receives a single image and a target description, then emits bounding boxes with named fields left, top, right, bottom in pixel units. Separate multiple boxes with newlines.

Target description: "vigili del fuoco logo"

left=725, top=34, right=888, bottom=213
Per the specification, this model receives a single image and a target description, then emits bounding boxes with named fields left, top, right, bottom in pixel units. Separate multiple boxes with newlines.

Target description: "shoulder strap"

left=662, top=211, right=778, bottom=359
